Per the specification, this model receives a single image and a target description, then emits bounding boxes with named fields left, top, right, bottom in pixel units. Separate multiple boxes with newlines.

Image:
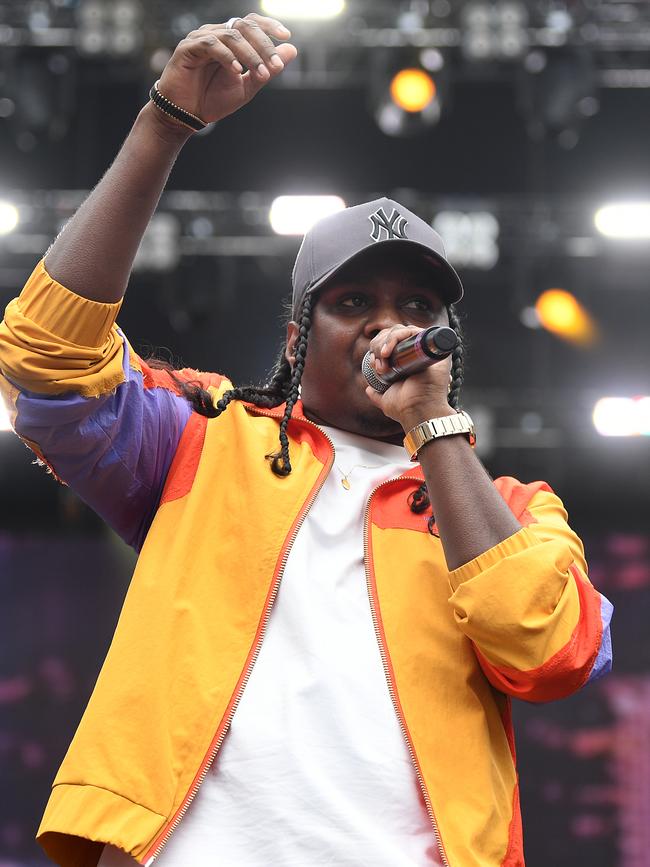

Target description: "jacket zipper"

left=363, top=477, right=450, bottom=867
left=142, top=414, right=334, bottom=865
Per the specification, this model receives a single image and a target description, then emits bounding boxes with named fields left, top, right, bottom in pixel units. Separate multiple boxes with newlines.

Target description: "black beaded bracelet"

left=149, top=80, right=207, bottom=132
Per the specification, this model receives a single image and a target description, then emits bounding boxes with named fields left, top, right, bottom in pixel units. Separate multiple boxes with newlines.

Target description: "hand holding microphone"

left=362, top=325, right=458, bottom=394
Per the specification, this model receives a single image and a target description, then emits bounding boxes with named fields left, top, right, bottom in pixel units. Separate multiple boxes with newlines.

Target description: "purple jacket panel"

left=12, top=344, right=192, bottom=551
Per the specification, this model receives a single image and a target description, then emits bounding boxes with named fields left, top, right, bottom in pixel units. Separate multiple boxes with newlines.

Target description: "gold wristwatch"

left=403, top=410, right=476, bottom=461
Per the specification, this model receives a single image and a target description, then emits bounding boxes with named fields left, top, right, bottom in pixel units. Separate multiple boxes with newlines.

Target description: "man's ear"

left=285, top=321, right=299, bottom=369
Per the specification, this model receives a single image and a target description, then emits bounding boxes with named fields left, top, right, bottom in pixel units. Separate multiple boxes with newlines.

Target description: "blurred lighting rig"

left=2, top=190, right=650, bottom=277
left=2, top=1, right=650, bottom=141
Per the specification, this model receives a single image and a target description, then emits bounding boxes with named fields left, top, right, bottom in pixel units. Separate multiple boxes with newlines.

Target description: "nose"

left=362, top=301, right=403, bottom=340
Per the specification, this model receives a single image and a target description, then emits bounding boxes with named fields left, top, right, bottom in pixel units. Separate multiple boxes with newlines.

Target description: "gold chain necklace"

left=335, top=462, right=384, bottom=490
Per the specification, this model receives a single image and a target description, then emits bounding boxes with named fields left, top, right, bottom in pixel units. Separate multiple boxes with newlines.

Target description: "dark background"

left=1, top=1, right=649, bottom=865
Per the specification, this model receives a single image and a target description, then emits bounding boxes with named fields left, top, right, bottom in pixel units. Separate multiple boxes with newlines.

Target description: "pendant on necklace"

left=337, top=463, right=384, bottom=490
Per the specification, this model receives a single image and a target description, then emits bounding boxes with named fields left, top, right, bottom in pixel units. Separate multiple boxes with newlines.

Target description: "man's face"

left=285, top=246, right=449, bottom=441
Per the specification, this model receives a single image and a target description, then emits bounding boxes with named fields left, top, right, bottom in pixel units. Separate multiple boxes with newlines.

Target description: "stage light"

left=390, top=69, right=436, bottom=113
left=77, top=0, right=141, bottom=56
left=133, top=213, right=180, bottom=272
left=534, top=288, right=597, bottom=345
left=419, top=49, right=445, bottom=73
left=520, top=306, right=541, bottom=329
left=371, top=47, right=449, bottom=138
left=260, top=0, right=345, bottom=20
left=77, top=0, right=107, bottom=54
left=0, top=201, right=19, bottom=235
left=594, top=202, right=650, bottom=239
left=269, top=196, right=345, bottom=235
left=462, top=0, right=528, bottom=60
left=592, top=397, right=650, bottom=437
left=111, top=0, right=142, bottom=55
left=150, top=48, right=172, bottom=73
left=0, top=97, right=15, bottom=118
left=375, top=92, right=442, bottom=136
left=27, top=0, right=51, bottom=32
left=432, top=211, right=499, bottom=269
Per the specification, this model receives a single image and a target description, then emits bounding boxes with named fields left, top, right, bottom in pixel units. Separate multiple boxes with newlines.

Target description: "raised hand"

left=156, top=13, right=298, bottom=126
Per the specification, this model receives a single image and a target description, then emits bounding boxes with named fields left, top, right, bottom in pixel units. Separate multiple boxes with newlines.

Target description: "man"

left=0, top=13, right=612, bottom=867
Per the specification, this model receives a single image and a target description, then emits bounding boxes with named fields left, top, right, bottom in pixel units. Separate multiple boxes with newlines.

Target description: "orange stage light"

left=534, top=288, right=599, bottom=346
left=389, top=69, right=436, bottom=113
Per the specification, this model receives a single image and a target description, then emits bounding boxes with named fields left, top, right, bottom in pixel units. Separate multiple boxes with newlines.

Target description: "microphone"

left=362, top=326, right=458, bottom=394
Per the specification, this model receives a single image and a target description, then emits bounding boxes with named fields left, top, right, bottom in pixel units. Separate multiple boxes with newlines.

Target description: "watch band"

left=403, top=410, right=476, bottom=461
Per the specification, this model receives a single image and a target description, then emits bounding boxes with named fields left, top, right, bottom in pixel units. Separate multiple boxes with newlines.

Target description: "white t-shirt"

left=98, top=425, right=443, bottom=867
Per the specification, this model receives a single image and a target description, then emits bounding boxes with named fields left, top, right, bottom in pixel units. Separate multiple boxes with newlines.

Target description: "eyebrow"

left=322, top=285, right=445, bottom=312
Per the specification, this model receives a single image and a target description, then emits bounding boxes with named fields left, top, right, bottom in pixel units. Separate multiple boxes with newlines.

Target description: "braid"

left=266, top=293, right=314, bottom=476
left=409, top=303, right=465, bottom=533
left=447, top=305, right=464, bottom=410
left=166, top=354, right=293, bottom=422
left=151, top=295, right=314, bottom=479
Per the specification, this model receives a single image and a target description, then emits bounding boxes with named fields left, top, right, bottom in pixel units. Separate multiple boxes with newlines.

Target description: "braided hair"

left=162, top=293, right=313, bottom=476
left=165, top=295, right=464, bottom=525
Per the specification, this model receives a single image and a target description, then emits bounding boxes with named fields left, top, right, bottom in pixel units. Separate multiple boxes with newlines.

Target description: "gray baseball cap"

left=291, top=196, right=464, bottom=317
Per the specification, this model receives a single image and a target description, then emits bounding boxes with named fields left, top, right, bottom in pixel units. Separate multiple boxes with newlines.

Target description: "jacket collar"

left=243, top=399, right=425, bottom=484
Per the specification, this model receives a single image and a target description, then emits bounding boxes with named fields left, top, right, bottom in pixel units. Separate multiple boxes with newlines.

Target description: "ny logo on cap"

left=368, top=207, right=408, bottom=242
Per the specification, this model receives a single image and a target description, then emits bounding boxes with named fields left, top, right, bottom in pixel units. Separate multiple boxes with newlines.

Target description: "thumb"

left=365, top=385, right=384, bottom=409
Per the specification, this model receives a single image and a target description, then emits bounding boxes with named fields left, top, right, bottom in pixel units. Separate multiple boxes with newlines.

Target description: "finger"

left=370, top=326, right=419, bottom=359
left=233, top=16, right=287, bottom=71
left=274, top=42, right=298, bottom=65
left=368, top=327, right=394, bottom=357
left=181, top=33, right=245, bottom=75
left=186, top=24, right=296, bottom=75
left=369, top=351, right=389, bottom=374
left=238, top=44, right=296, bottom=101
left=217, top=28, right=271, bottom=79
left=365, top=385, right=383, bottom=407
left=365, top=384, right=378, bottom=403
left=243, top=12, right=292, bottom=40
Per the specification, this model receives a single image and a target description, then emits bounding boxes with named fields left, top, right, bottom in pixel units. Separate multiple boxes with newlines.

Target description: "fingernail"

left=232, top=60, right=243, bottom=73
left=257, top=63, right=270, bottom=79
left=381, top=343, right=390, bottom=355
left=269, top=54, right=284, bottom=70
left=277, top=25, right=291, bottom=36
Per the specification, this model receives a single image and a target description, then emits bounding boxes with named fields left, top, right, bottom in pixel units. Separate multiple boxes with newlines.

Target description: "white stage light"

left=462, top=0, right=527, bottom=60
left=594, top=202, right=650, bottom=239
left=592, top=396, right=650, bottom=437
left=260, top=0, right=345, bottom=20
left=269, top=196, right=346, bottom=235
left=432, top=210, right=499, bottom=269
left=419, top=49, right=445, bottom=72
left=133, top=213, right=180, bottom=271
left=0, top=201, right=19, bottom=235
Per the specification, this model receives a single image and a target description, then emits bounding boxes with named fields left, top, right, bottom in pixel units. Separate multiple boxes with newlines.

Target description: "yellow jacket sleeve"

left=447, top=483, right=612, bottom=702
left=0, top=259, right=125, bottom=398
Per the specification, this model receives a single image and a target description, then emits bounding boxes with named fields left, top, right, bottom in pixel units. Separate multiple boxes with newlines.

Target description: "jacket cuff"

left=18, top=259, right=122, bottom=348
left=448, top=527, right=541, bottom=591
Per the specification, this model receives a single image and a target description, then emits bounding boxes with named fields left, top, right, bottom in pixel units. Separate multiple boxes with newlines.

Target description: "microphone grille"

left=362, top=352, right=390, bottom=394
